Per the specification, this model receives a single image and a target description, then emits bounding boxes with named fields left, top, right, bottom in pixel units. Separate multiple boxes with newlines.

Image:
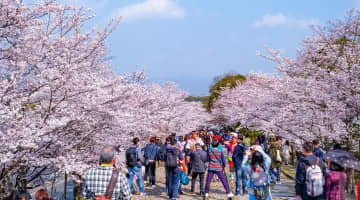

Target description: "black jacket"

left=295, top=154, right=326, bottom=200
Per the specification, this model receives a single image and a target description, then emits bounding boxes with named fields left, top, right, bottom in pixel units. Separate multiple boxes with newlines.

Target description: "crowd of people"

left=8, top=131, right=356, bottom=200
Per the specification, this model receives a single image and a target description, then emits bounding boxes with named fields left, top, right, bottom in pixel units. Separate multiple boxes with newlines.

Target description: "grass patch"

left=282, top=166, right=296, bottom=178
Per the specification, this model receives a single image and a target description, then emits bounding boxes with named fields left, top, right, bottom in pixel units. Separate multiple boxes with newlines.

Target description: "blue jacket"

left=232, top=143, right=246, bottom=169
left=143, top=143, right=160, bottom=161
left=314, top=147, right=324, bottom=160
left=242, top=149, right=272, bottom=200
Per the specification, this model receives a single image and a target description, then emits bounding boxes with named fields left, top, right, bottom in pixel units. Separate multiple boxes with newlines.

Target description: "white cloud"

left=254, top=13, right=319, bottom=28
left=114, top=0, right=184, bottom=22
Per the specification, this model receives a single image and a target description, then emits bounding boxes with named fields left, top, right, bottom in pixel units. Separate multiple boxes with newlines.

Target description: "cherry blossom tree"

left=262, top=10, right=360, bottom=142
left=0, top=0, right=209, bottom=195
left=212, top=11, right=360, bottom=144
left=212, top=72, right=347, bottom=141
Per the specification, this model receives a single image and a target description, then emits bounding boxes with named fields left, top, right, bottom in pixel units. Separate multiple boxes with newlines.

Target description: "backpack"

left=305, top=158, right=324, bottom=197
left=166, top=150, right=178, bottom=168
left=156, top=144, right=166, bottom=161
left=126, top=147, right=138, bottom=167
left=251, top=166, right=270, bottom=200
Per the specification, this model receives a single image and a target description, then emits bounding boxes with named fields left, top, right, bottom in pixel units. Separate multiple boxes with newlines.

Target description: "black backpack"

left=126, top=147, right=138, bottom=167
left=156, top=144, right=166, bottom=161
left=166, top=150, right=178, bottom=168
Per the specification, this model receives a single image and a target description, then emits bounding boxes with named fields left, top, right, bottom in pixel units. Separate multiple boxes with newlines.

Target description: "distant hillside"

left=185, top=96, right=209, bottom=103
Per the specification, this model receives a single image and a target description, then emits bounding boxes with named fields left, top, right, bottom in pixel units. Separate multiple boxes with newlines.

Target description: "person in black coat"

left=232, top=136, right=247, bottom=195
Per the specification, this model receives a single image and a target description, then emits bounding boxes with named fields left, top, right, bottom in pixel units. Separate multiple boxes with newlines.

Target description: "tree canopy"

left=206, top=73, right=246, bottom=111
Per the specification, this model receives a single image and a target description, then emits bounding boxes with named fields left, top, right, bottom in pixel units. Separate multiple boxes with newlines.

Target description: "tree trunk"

left=63, top=173, right=67, bottom=200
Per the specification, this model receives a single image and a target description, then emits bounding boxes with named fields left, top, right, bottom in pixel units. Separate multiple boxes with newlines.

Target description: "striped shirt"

left=208, top=148, right=226, bottom=171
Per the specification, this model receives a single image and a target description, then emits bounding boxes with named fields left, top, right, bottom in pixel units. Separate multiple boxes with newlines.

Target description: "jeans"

left=235, top=167, right=248, bottom=195
left=167, top=167, right=180, bottom=199
left=144, top=161, right=156, bottom=185
left=205, top=170, right=231, bottom=194
left=191, top=172, right=205, bottom=193
left=274, top=167, right=281, bottom=182
left=128, top=166, right=145, bottom=193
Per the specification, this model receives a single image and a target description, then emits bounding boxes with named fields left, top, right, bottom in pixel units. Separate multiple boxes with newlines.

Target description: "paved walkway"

left=132, top=167, right=296, bottom=200
left=37, top=166, right=360, bottom=200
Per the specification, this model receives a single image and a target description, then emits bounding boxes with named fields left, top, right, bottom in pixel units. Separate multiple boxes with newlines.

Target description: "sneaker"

left=205, top=193, right=209, bottom=197
left=276, top=181, right=282, bottom=185
left=152, top=185, right=156, bottom=189
left=227, top=193, right=234, bottom=198
left=139, top=192, right=146, bottom=196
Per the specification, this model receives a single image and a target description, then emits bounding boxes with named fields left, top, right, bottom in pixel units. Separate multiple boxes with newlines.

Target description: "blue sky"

left=65, top=0, right=358, bottom=95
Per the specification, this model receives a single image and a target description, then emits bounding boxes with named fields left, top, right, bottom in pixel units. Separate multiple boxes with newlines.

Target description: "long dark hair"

left=251, top=151, right=265, bottom=171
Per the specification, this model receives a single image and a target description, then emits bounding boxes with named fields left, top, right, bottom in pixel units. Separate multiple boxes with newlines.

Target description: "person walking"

left=233, top=135, right=247, bottom=196
left=269, top=136, right=283, bottom=184
left=295, top=142, right=326, bottom=200
left=165, top=137, right=184, bottom=200
left=259, top=135, right=269, bottom=153
left=83, top=146, right=131, bottom=200
left=324, top=161, right=347, bottom=200
left=189, top=143, right=207, bottom=195
left=225, top=133, right=238, bottom=180
left=126, top=137, right=146, bottom=196
left=242, top=145, right=272, bottom=200
left=143, top=136, right=160, bottom=188
left=313, top=140, right=324, bottom=161
left=183, top=134, right=192, bottom=176
left=204, top=140, right=234, bottom=198
left=283, top=140, right=291, bottom=165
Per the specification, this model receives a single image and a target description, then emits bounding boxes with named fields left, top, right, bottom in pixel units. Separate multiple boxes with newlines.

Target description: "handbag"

left=95, top=168, right=119, bottom=200
left=180, top=171, right=190, bottom=185
left=276, top=150, right=282, bottom=162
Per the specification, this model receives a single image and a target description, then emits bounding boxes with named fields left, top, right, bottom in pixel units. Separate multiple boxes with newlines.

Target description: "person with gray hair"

left=83, top=146, right=131, bottom=200
left=100, top=146, right=116, bottom=164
